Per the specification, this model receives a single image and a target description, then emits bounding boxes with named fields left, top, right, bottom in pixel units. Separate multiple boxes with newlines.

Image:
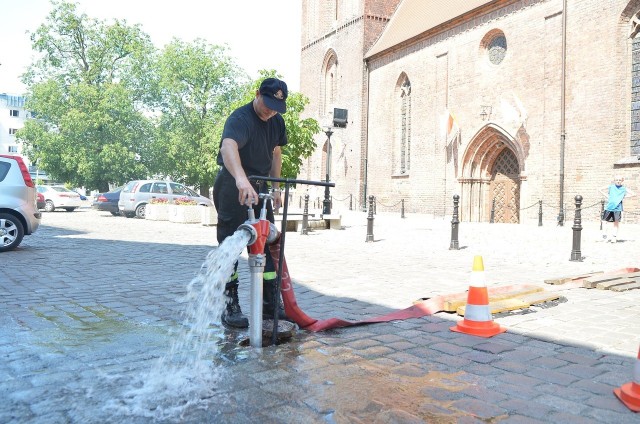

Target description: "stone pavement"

left=1, top=206, right=640, bottom=423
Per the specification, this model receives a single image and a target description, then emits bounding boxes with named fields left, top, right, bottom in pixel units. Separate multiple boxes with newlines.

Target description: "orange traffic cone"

left=614, top=347, right=640, bottom=412
left=450, top=256, right=506, bottom=338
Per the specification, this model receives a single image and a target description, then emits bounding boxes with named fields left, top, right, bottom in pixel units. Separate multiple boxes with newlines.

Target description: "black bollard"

left=366, top=195, right=374, bottom=242
left=450, top=194, right=460, bottom=250
left=570, top=195, right=583, bottom=262
left=538, top=200, right=543, bottom=227
left=301, top=194, right=309, bottom=235
left=401, top=199, right=405, bottom=219
left=489, top=198, right=495, bottom=224
left=600, top=200, right=604, bottom=231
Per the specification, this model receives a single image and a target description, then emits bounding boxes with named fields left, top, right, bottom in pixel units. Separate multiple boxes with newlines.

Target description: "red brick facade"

left=299, top=0, right=640, bottom=223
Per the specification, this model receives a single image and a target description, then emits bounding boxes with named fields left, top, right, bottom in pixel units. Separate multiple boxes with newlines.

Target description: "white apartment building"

left=0, top=93, right=28, bottom=162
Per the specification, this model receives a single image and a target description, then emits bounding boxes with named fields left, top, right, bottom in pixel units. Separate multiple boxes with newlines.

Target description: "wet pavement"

left=1, top=205, right=640, bottom=423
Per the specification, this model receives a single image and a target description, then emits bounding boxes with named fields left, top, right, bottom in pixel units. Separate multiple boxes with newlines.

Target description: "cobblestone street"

left=1, top=207, right=639, bottom=423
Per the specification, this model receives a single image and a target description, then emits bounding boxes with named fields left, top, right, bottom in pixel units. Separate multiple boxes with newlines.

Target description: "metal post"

left=600, top=200, right=604, bottom=231
left=450, top=194, right=460, bottom=250
left=373, top=196, right=377, bottom=215
left=366, top=195, right=374, bottom=242
left=323, top=128, right=333, bottom=215
left=301, top=194, right=309, bottom=235
left=349, top=194, right=352, bottom=211
left=570, top=195, right=583, bottom=262
left=538, top=200, right=543, bottom=227
left=401, top=199, right=405, bottom=219
left=489, top=198, right=495, bottom=224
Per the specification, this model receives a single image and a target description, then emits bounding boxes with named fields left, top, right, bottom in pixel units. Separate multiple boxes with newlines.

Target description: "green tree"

left=18, top=0, right=155, bottom=192
left=149, top=39, right=248, bottom=196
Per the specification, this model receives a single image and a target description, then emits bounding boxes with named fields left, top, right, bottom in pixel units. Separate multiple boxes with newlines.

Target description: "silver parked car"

left=0, top=155, right=41, bottom=251
left=118, top=180, right=213, bottom=219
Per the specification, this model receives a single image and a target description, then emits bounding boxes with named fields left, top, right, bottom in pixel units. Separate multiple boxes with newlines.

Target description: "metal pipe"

left=558, top=0, right=568, bottom=226
left=323, top=129, right=333, bottom=215
left=248, top=254, right=265, bottom=347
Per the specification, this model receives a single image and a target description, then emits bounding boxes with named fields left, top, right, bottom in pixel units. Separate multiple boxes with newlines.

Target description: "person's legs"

left=214, top=170, right=250, bottom=328
left=261, top=195, right=288, bottom=319
left=612, top=212, right=622, bottom=242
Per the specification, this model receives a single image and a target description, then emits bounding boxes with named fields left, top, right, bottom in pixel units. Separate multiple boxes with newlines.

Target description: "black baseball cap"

left=259, top=78, right=288, bottom=113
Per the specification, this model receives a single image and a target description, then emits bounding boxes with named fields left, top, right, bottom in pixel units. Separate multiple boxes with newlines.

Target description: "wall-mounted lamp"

left=480, top=105, right=492, bottom=121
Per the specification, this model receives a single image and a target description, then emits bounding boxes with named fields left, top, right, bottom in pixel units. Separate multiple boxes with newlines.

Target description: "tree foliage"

left=149, top=39, right=248, bottom=195
left=17, top=1, right=320, bottom=193
left=18, top=1, right=156, bottom=191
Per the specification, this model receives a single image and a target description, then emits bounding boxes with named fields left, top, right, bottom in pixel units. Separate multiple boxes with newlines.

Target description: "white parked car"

left=36, top=185, right=83, bottom=212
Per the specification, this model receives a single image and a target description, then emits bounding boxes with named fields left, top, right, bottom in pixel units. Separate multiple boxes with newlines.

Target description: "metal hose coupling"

left=237, top=222, right=258, bottom=247
left=266, top=222, right=280, bottom=245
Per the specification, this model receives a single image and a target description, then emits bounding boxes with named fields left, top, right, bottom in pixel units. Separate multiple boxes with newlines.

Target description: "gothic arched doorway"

left=489, top=149, right=520, bottom=223
left=460, top=124, right=524, bottom=222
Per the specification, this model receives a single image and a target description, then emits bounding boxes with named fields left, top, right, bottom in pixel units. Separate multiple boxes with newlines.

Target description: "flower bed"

left=201, top=206, right=217, bottom=226
left=146, top=199, right=170, bottom=221
left=169, top=205, right=202, bottom=224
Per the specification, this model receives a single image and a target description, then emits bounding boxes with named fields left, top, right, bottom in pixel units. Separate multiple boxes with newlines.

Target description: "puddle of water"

left=103, top=230, right=251, bottom=420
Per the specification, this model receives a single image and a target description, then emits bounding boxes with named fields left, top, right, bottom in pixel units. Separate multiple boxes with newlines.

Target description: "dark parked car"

left=36, top=192, right=45, bottom=210
left=92, top=187, right=122, bottom=216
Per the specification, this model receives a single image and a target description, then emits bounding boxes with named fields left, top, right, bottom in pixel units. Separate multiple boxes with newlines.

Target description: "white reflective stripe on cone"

left=468, top=272, right=486, bottom=287
left=464, top=304, right=492, bottom=322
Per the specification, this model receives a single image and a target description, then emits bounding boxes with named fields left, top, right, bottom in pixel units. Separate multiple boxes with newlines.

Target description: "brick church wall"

left=300, top=0, right=640, bottom=222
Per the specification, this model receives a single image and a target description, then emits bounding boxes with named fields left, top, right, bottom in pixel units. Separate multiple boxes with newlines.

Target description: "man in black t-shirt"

left=213, top=78, right=288, bottom=328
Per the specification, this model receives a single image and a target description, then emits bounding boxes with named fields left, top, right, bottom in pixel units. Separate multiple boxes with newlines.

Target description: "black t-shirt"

left=216, top=101, right=287, bottom=176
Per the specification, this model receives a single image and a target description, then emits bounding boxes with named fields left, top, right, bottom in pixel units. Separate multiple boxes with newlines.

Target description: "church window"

left=399, top=78, right=411, bottom=174
left=487, top=34, right=507, bottom=65
left=631, top=12, right=640, bottom=155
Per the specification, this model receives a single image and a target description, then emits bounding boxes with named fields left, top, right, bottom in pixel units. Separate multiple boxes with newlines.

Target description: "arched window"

left=631, top=11, right=640, bottom=155
left=322, top=53, right=338, bottom=116
left=398, top=77, right=411, bottom=174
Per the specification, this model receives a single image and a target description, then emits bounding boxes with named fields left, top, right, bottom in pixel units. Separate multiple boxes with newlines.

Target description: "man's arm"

left=598, top=185, right=609, bottom=197
left=270, top=146, right=283, bottom=208
left=220, top=138, right=259, bottom=205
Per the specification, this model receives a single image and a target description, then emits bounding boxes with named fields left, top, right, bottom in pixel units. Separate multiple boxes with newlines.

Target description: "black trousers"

left=213, top=168, right=277, bottom=282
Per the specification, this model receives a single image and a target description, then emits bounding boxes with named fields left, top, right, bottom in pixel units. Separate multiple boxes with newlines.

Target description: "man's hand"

left=236, top=177, right=259, bottom=205
left=272, top=191, right=282, bottom=209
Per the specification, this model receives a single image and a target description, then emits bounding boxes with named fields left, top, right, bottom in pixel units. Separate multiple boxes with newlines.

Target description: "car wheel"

left=0, top=213, right=25, bottom=252
left=44, top=200, right=55, bottom=212
left=65, top=208, right=77, bottom=212
left=123, top=212, right=135, bottom=218
left=135, top=203, right=147, bottom=219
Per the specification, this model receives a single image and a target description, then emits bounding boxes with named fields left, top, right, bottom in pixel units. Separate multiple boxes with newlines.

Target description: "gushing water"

left=104, top=229, right=251, bottom=420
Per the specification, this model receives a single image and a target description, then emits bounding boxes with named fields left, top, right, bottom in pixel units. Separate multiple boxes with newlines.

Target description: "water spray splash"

left=105, top=230, right=251, bottom=420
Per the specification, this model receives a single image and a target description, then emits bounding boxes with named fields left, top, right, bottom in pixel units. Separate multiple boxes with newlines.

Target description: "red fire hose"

left=269, top=239, right=444, bottom=332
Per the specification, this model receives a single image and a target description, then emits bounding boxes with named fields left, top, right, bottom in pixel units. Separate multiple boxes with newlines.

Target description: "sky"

left=0, top=0, right=302, bottom=95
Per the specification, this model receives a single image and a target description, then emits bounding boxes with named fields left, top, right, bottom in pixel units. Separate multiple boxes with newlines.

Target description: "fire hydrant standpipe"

left=248, top=176, right=335, bottom=346
left=238, top=195, right=276, bottom=348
